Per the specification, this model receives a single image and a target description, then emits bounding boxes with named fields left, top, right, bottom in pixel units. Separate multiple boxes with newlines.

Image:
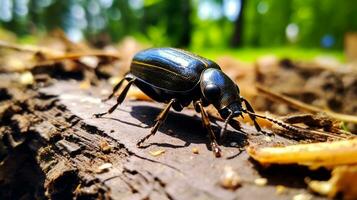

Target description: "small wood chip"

left=192, top=147, right=199, bottom=154
left=109, top=76, right=121, bottom=85
left=292, top=193, right=312, bottom=200
left=74, top=184, right=81, bottom=196
left=149, top=149, right=165, bottom=157
left=254, top=178, right=268, bottom=186
left=264, top=136, right=272, bottom=142
left=275, top=185, right=286, bottom=195
left=19, top=71, right=34, bottom=85
left=96, top=163, right=112, bottom=173
left=219, top=166, right=241, bottom=190
left=99, top=140, right=112, bottom=153
left=79, top=80, right=91, bottom=89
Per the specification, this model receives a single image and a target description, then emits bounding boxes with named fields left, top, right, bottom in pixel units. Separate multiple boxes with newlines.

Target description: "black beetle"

left=95, top=47, right=266, bottom=157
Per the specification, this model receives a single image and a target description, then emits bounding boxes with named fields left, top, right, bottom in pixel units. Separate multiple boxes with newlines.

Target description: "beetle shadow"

left=249, top=158, right=331, bottom=189
left=97, top=116, right=150, bottom=129
left=129, top=105, right=248, bottom=151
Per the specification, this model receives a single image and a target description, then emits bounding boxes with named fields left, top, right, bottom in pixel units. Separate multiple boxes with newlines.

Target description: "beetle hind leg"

left=94, top=78, right=136, bottom=118
left=102, top=78, right=126, bottom=102
left=195, top=101, right=221, bottom=157
left=137, top=99, right=177, bottom=147
left=102, top=74, right=134, bottom=102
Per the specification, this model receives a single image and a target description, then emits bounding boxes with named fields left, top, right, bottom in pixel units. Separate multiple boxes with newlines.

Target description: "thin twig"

left=0, top=40, right=60, bottom=55
left=0, top=40, right=120, bottom=60
left=46, top=51, right=120, bottom=61
left=256, top=85, right=357, bottom=124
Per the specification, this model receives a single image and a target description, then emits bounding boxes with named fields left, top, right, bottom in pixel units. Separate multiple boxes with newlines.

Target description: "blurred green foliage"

left=0, top=0, right=356, bottom=50
left=196, top=47, right=344, bottom=62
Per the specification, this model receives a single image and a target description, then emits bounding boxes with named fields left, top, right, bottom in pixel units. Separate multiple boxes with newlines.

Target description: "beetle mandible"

left=94, top=48, right=266, bottom=157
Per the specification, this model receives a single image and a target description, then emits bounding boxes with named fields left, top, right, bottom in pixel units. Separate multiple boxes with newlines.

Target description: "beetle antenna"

left=245, top=111, right=348, bottom=140
left=244, top=110, right=305, bottom=133
left=220, top=111, right=234, bottom=140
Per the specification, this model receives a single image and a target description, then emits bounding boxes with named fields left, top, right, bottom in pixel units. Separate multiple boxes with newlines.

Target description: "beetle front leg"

left=94, top=78, right=136, bottom=118
left=241, top=97, right=273, bottom=136
left=137, top=99, right=177, bottom=147
left=195, top=101, right=221, bottom=157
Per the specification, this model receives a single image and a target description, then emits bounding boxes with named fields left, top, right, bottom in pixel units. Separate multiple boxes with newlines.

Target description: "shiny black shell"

left=130, top=48, right=220, bottom=92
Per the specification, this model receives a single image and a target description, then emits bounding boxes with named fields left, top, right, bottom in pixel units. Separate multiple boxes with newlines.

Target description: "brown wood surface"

left=0, top=79, right=327, bottom=200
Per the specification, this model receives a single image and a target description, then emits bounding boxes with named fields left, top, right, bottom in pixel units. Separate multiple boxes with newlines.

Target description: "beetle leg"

left=241, top=97, right=261, bottom=132
left=137, top=99, right=177, bottom=147
left=220, top=111, right=234, bottom=141
left=195, top=101, right=221, bottom=157
left=94, top=78, right=136, bottom=118
left=241, top=97, right=272, bottom=136
left=102, top=77, right=127, bottom=102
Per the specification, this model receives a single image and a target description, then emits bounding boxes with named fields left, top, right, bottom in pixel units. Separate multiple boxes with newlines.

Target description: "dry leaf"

left=247, top=139, right=357, bottom=168
left=307, top=165, right=357, bottom=199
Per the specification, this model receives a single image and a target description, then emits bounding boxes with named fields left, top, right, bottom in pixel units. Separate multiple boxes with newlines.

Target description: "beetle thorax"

left=200, top=68, right=243, bottom=118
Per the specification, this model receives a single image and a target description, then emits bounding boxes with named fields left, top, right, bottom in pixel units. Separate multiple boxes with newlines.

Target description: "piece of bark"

left=0, top=79, right=327, bottom=200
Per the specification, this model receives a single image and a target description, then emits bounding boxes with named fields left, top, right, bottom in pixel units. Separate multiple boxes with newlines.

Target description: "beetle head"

left=200, top=68, right=243, bottom=120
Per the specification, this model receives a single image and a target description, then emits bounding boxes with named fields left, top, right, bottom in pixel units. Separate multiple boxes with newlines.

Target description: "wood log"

left=0, top=78, right=326, bottom=200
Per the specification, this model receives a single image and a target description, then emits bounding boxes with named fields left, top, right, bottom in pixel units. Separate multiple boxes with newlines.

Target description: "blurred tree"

left=190, top=0, right=234, bottom=50
left=142, top=0, right=192, bottom=47
left=230, top=0, right=245, bottom=47
left=242, top=0, right=260, bottom=46
left=243, top=0, right=291, bottom=47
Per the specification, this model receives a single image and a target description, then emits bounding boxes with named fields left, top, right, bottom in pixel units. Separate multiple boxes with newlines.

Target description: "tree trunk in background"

left=231, top=0, right=245, bottom=47
left=166, top=0, right=192, bottom=47
left=180, top=0, right=192, bottom=47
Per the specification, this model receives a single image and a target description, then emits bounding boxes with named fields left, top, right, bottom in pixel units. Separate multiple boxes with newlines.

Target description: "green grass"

left=192, top=47, right=344, bottom=62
